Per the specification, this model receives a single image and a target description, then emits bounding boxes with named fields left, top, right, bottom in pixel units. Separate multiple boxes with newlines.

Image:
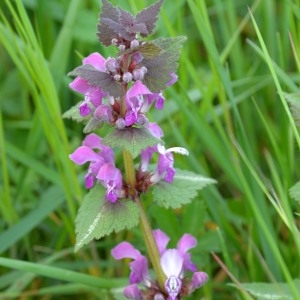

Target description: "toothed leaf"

left=135, top=0, right=164, bottom=37
left=152, top=169, right=216, bottom=209
left=75, top=184, right=139, bottom=252
left=143, top=36, right=187, bottom=92
left=83, top=117, right=103, bottom=134
left=103, top=127, right=162, bottom=159
left=289, top=181, right=300, bottom=203
left=97, top=0, right=120, bottom=46
left=68, top=64, right=123, bottom=98
left=62, top=102, right=88, bottom=123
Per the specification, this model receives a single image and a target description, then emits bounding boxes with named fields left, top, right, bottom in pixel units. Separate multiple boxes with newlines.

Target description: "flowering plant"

left=64, top=0, right=216, bottom=298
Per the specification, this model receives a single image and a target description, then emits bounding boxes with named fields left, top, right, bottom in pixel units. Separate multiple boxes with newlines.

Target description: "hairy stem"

left=136, top=196, right=167, bottom=291
left=122, top=148, right=166, bottom=290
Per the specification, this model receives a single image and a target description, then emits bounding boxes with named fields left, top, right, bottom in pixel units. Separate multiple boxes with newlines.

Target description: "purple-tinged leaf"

left=97, top=0, right=121, bottom=46
left=135, top=0, right=164, bottom=37
left=103, top=127, right=162, bottom=159
left=83, top=117, right=103, bottom=134
left=143, top=36, right=187, bottom=92
left=68, top=64, right=123, bottom=98
left=101, top=18, right=133, bottom=41
left=75, top=184, right=139, bottom=252
left=119, top=42, right=161, bottom=59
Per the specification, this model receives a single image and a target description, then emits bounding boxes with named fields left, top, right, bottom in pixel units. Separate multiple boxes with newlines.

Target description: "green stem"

left=136, top=197, right=167, bottom=291
left=122, top=148, right=166, bottom=290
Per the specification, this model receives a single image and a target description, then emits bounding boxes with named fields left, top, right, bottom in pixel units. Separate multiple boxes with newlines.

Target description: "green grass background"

left=1, top=0, right=300, bottom=299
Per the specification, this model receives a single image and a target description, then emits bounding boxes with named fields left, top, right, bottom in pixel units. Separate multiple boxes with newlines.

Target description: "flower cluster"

left=66, top=1, right=210, bottom=298
left=111, top=229, right=208, bottom=299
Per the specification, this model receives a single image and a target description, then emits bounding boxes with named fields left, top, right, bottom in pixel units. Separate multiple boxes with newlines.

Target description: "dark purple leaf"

left=101, top=18, right=132, bottom=41
left=97, top=0, right=121, bottom=46
left=135, top=0, right=164, bottom=37
left=68, top=64, right=123, bottom=98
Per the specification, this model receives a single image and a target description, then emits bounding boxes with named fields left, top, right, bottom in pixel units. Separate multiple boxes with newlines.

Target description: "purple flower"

left=111, top=241, right=150, bottom=286
left=69, top=52, right=107, bottom=117
left=111, top=229, right=208, bottom=299
left=69, top=133, right=124, bottom=202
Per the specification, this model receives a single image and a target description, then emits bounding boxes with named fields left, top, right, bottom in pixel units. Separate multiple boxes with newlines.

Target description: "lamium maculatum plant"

left=64, top=1, right=216, bottom=299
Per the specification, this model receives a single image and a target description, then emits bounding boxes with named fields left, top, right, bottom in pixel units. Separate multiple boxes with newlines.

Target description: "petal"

left=190, top=272, right=208, bottom=291
left=97, top=163, right=121, bottom=183
left=166, top=73, right=178, bottom=86
left=79, top=102, right=91, bottom=116
left=177, top=234, right=197, bottom=254
left=165, top=275, right=182, bottom=300
left=127, top=81, right=151, bottom=99
left=153, top=229, right=170, bottom=254
left=82, top=133, right=102, bottom=149
left=129, top=256, right=149, bottom=284
left=123, top=285, right=142, bottom=300
left=69, top=77, right=90, bottom=93
left=160, top=249, right=183, bottom=278
left=111, top=242, right=141, bottom=260
left=83, top=52, right=106, bottom=71
left=69, top=146, right=99, bottom=165
left=85, top=173, right=94, bottom=189
left=147, top=122, right=164, bottom=139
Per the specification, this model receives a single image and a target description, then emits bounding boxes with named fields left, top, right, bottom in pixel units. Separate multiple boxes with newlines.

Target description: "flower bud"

left=111, top=38, right=118, bottom=45
left=105, top=57, right=119, bottom=73
left=119, top=44, right=126, bottom=51
left=122, top=72, right=133, bottom=83
left=114, top=74, right=121, bottom=81
left=116, top=118, right=126, bottom=129
left=132, top=67, right=147, bottom=81
left=130, top=39, right=139, bottom=49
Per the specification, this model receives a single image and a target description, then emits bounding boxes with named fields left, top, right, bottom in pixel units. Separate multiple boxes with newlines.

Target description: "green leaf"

left=289, top=181, right=300, bottom=203
left=284, top=92, right=300, bottom=126
left=62, top=101, right=87, bottom=123
left=143, top=36, right=187, bottom=92
left=83, top=117, right=103, bottom=133
left=234, top=279, right=300, bottom=300
left=152, top=169, right=216, bottom=209
left=102, top=127, right=162, bottom=159
left=75, top=185, right=139, bottom=252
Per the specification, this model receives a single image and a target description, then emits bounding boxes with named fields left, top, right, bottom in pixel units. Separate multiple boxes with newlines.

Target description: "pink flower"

left=69, top=53, right=107, bottom=117
left=111, top=229, right=208, bottom=299
left=69, top=133, right=124, bottom=202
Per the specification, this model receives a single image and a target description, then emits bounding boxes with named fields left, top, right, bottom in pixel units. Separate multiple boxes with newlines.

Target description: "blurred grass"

left=0, top=0, right=300, bottom=299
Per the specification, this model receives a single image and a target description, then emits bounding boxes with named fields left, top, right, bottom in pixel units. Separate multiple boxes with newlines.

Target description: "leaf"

left=97, top=0, right=164, bottom=46
left=68, top=64, right=123, bottom=98
left=83, top=117, right=103, bottom=134
left=143, top=36, right=187, bottom=92
left=97, top=0, right=121, bottom=46
left=152, top=169, right=216, bottom=209
left=102, top=127, right=162, bottom=159
left=233, top=279, right=300, bottom=300
left=284, top=92, right=300, bottom=126
left=62, top=101, right=87, bottom=123
left=289, top=181, right=300, bottom=203
left=119, top=42, right=162, bottom=59
left=75, top=185, right=139, bottom=252
left=135, top=0, right=164, bottom=37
